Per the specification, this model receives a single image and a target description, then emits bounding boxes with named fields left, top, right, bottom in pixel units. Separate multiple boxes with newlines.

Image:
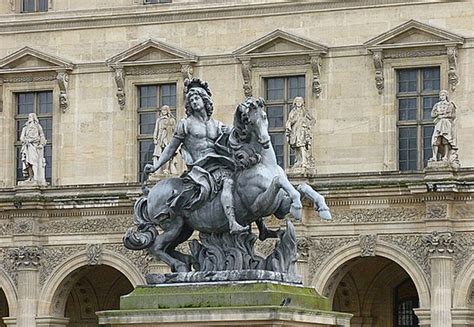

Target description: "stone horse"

left=124, top=97, right=331, bottom=272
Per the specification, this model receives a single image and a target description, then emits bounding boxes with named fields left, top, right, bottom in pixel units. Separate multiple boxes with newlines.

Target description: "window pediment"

left=233, top=29, right=327, bottom=58
left=106, top=39, right=197, bottom=110
left=0, top=47, right=73, bottom=73
left=0, top=47, right=73, bottom=113
left=106, top=39, right=197, bottom=67
left=365, top=20, right=463, bottom=50
left=233, top=30, right=327, bottom=98
left=364, top=20, right=464, bottom=94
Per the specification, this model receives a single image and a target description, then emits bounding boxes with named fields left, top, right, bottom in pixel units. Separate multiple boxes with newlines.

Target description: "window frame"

left=264, top=75, right=305, bottom=169
left=14, top=90, right=53, bottom=183
left=378, top=56, right=448, bottom=172
left=395, top=66, right=440, bottom=171
left=136, top=82, right=178, bottom=180
left=20, top=0, right=49, bottom=13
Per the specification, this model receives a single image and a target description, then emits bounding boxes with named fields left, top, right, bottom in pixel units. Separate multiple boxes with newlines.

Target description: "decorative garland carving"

left=107, top=244, right=151, bottom=275
left=380, top=234, right=431, bottom=279
left=240, top=59, right=253, bottom=97
left=384, top=50, right=446, bottom=59
left=114, top=67, right=126, bottom=110
left=328, top=207, right=424, bottom=223
left=252, top=58, right=309, bottom=68
left=3, top=75, right=57, bottom=83
left=56, top=71, right=69, bottom=113
left=310, top=55, right=322, bottom=97
left=86, top=244, right=103, bottom=265
left=13, top=218, right=34, bottom=234
left=180, top=64, right=193, bottom=81
left=40, top=245, right=85, bottom=285
left=359, top=234, right=376, bottom=257
left=372, top=50, right=384, bottom=94
left=447, top=46, right=459, bottom=91
left=10, top=246, right=43, bottom=268
left=39, top=216, right=132, bottom=234
left=425, top=204, right=447, bottom=220
left=125, top=66, right=181, bottom=76
left=298, top=237, right=358, bottom=276
left=0, top=248, right=17, bottom=285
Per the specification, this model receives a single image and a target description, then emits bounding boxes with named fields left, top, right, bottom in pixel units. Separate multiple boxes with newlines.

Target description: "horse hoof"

left=319, top=209, right=332, bottom=220
left=230, top=223, right=250, bottom=234
left=290, top=204, right=302, bottom=220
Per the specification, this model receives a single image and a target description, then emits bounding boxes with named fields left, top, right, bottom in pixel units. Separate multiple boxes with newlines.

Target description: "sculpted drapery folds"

left=152, top=105, right=177, bottom=175
left=285, top=97, right=315, bottom=169
left=144, top=78, right=248, bottom=233
left=429, top=90, right=460, bottom=168
left=20, top=113, right=47, bottom=184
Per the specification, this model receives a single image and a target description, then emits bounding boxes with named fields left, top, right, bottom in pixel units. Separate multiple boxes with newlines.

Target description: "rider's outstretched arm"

left=145, top=137, right=181, bottom=174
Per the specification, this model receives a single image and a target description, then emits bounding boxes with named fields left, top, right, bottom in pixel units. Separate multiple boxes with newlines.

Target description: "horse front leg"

left=277, top=175, right=303, bottom=220
left=148, top=215, right=190, bottom=272
left=297, top=183, right=332, bottom=220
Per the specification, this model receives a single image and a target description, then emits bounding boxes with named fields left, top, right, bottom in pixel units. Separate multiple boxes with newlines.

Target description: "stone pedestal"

left=430, top=255, right=453, bottom=327
left=97, top=281, right=352, bottom=326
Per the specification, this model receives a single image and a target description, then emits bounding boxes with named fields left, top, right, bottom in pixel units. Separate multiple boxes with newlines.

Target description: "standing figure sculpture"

left=285, top=97, right=315, bottom=169
left=19, top=113, right=47, bottom=185
left=429, top=90, right=460, bottom=168
left=152, top=105, right=177, bottom=175
left=145, top=78, right=249, bottom=233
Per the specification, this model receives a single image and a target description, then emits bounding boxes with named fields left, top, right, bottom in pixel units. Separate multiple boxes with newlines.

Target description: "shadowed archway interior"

left=63, top=265, right=133, bottom=327
left=331, top=256, right=419, bottom=327
left=0, top=288, right=8, bottom=327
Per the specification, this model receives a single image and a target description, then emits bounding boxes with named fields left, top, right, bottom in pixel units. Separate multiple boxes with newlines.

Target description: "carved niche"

left=364, top=20, right=464, bottom=94
left=106, top=39, right=197, bottom=110
left=0, top=47, right=74, bottom=112
left=233, top=29, right=328, bottom=98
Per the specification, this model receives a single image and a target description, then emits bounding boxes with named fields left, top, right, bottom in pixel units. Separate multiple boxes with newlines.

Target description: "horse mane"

left=229, top=98, right=265, bottom=170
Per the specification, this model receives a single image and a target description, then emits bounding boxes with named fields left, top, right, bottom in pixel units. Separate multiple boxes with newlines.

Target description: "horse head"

left=233, top=97, right=270, bottom=149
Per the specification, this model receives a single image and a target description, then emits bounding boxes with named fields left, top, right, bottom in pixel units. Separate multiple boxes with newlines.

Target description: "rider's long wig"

left=184, top=88, right=214, bottom=118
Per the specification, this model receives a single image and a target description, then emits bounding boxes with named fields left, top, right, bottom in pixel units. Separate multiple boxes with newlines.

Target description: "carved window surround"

left=364, top=20, right=464, bottom=94
left=0, top=47, right=73, bottom=113
left=106, top=39, right=197, bottom=111
left=9, top=0, right=53, bottom=13
left=233, top=29, right=327, bottom=99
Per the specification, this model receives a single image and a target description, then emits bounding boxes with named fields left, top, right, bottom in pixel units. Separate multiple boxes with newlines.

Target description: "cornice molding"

left=0, top=1, right=454, bottom=35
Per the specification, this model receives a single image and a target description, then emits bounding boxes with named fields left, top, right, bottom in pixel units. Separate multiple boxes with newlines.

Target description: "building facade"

left=0, top=0, right=473, bottom=326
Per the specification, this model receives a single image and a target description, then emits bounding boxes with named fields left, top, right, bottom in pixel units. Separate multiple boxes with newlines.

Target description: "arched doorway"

left=0, top=289, right=9, bottom=327
left=56, top=265, right=134, bottom=327
left=330, top=256, right=419, bottom=327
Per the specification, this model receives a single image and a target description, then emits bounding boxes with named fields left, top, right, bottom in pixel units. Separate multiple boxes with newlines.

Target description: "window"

left=397, top=67, right=439, bottom=171
left=137, top=83, right=177, bottom=179
left=144, top=0, right=171, bottom=4
left=394, top=279, right=419, bottom=327
left=264, top=76, right=305, bottom=168
left=21, top=0, right=48, bottom=12
left=15, top=91, right=53, bottom=183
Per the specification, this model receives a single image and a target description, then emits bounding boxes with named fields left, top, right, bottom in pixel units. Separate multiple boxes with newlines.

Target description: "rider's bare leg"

left=297, top=183, right=331, bottom=220
left=222, top=178, right=249, bottom=233
left=148, top=215, right=189, bottom=272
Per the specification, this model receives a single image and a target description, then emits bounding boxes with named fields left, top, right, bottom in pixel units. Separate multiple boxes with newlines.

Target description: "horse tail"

left=123, top=196, right=158, bottom=250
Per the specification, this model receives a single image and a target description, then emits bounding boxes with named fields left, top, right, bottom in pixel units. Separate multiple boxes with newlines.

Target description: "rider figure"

left=144, top=78, right=249, bottom=234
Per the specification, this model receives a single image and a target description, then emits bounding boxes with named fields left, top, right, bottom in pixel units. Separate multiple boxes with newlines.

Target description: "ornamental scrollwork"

left=447, top=46, right=459, bottom=91
left=86, top=244, right=103, bottom=265
left=372, top=50, right=384, bottom=94
left=310, top=55, right=322, bottom=98
left=57, top=71, right=69, bottom=113
left=359, top=234, right=376, bottom=257
left=328, top=207, right=423, bottom=223
left=114, top=67, right=126, bottom=110
left=10, top=246, right=43, bottom=268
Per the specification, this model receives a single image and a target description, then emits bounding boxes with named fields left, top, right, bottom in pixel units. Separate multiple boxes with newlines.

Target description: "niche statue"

left=428, top=90, right=460, bottom=169
left=19, top=113, right=47, bottom=185
left=124, top=79, right=331, bottom=281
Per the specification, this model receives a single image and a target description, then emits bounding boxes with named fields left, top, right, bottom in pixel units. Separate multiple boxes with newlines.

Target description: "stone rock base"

left=97, top=281, right=352, bottom=326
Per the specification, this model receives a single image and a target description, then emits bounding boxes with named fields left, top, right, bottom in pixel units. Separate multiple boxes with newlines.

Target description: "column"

left=12, top=247, right=42, bottom=327
left=430, top=254, right=454, bottom=327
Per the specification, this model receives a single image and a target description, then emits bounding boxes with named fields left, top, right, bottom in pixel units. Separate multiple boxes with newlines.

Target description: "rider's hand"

left=144, top=164, right=155, bottom=175
left=221, top=125, right=232, bottom=134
